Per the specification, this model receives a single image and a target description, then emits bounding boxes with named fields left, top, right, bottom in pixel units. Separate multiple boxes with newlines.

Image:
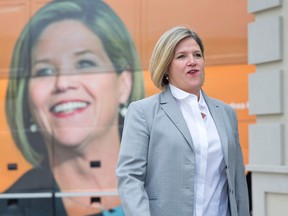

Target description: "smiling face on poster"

left=29, top=20, right=128, bottom=149
left=1, top=0, right=144, bottom=215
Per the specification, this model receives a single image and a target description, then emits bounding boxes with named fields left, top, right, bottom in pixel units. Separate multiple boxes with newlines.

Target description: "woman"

left=117, top=26, right=249, bottom=216
left=1, top=0, right=144, bottom=215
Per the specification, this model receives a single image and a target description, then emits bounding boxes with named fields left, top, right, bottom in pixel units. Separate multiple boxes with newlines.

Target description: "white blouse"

left=169, top=84, right=229, bottom=216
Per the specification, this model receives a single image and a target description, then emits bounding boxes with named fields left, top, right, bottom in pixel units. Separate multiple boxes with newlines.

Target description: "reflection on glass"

left=2, top=0, right=144, bottom=215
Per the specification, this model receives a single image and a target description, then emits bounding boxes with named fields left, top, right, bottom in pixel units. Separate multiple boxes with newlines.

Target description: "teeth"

left=52, top=102, right=88, bottom=113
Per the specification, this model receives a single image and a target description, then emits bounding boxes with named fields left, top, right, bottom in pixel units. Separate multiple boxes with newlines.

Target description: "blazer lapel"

left=203, top=91, right=229, bottom=165
left=160, top=87, right=194, bottom=151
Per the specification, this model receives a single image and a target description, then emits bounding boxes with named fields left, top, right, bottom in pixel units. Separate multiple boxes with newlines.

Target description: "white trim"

left=55, top=190, right=119, bottom=197
left=0, top=193, right=53, bottom=199
left=0, top=190, right=119, bottom=199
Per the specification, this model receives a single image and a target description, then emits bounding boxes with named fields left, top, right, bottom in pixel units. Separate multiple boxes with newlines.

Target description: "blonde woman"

left=117, top=26, right=249, bottom=216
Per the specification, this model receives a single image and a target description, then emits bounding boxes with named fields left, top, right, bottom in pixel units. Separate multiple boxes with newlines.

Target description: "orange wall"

left=0, top=0, right=254, bottom=192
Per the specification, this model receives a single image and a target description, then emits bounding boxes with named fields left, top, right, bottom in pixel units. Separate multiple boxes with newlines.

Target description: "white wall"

left=247, top=0, right=288, bottom=215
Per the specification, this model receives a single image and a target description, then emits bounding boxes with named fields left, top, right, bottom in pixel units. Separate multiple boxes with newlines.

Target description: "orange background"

left=0, top=0, right=254, bottom=192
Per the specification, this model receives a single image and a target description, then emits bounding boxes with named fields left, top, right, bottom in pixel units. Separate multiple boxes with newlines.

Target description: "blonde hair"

left=149, top=26, right=204, bottom=90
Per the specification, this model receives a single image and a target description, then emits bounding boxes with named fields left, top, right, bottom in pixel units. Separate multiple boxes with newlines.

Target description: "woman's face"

left=168, top=37, right=205, bottom=96
left=28, top=20, right=131, bottom=147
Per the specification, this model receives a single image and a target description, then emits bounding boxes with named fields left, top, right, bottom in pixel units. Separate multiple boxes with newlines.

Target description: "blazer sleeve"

left=116, top=101, right=151, bottom=216
left=231, top=109, right=250, bottom=216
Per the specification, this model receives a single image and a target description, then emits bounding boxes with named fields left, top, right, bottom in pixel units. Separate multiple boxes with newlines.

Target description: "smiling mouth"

left=51, top=101, right=89, bottom=114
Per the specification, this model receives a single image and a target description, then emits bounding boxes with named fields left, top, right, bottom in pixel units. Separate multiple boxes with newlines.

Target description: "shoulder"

left=128, top=92, right=161, bottom=112
left=208, top=96, right=232, bottom=109
left=5, top=166, right=55, bottom=193
left=0, top=167, right=65, bottom=216
left=131, top=93, right=161, bottom=105
left=125, top=92, right=163, bottom=128
left=204, top=93, right=237, bottom=117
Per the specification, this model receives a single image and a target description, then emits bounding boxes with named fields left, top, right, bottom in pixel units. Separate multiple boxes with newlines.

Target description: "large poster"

left=0, top=0, right=144, bottom=215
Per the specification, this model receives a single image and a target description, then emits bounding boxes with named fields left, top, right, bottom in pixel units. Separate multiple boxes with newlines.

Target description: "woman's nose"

left=187, top=55, right=196, bottom=65
left=53, top=67, right=78, bottom=93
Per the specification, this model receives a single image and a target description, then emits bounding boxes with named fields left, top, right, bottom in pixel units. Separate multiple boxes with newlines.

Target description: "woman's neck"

left=51, top=131, right=120, bottom=187
left=50, top=131, right=121, bottom=215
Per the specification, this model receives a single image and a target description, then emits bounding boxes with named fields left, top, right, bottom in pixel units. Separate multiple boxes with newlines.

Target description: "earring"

left=29, top=118, right=37, bottom=133
left=119, top=104, right=128, bottom=117
left=165, top=74, right=169, bottom=80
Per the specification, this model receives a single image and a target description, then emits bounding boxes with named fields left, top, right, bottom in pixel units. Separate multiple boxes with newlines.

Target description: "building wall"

left=247, top=0, right=288, bottom=215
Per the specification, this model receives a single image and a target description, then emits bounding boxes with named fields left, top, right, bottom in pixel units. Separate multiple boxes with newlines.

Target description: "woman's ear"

left=118, top=70, right=132, bottom=104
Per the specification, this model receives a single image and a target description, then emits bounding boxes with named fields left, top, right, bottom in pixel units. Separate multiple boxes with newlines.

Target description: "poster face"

left=0, top=0, right=144, bottom=215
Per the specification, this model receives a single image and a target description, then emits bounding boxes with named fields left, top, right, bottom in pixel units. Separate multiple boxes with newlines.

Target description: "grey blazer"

left=116, top=87, right=249, bottom=216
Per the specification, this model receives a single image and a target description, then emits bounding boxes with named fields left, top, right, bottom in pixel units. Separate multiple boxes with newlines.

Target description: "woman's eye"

left=194, top=53, right=203, bottom=58
left=176, top=54, right=185, bottom=59
left=77, top=60, right=96, bottom=69
left=33, top=68, right=55, bottom=77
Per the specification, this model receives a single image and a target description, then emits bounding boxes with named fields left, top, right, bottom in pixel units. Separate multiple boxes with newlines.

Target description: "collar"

left=198, top=90, right=206, bottom=110
left=169, top=84, right=206, bottom=108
